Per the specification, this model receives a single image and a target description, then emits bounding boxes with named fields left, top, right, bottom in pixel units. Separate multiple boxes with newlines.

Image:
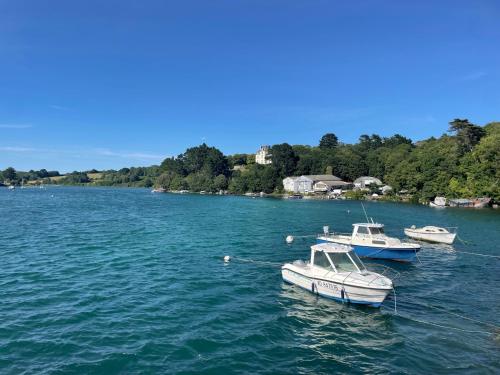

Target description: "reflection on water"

left=279, top=283, right=401, bottom=366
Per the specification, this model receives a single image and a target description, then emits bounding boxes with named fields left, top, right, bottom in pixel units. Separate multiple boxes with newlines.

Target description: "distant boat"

left=317, top=223, right=421, bottom=262
left=282, top=242, right=393, bottom=307
left=8, top=185, right=15, bottom=190
left=429, top=196, right=446, bottom=207
left=287, top=194, right=303, bottom=200
left=404, top=225, right=457, bottom=245
left=151, top=188, right=166, bottom=193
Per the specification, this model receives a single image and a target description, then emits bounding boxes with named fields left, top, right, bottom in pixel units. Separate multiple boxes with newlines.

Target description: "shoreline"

left=9, top=184, right=497, bottom=209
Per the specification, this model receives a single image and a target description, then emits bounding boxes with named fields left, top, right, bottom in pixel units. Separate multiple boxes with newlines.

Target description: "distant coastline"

left=2, top=119, right=499, bottom=206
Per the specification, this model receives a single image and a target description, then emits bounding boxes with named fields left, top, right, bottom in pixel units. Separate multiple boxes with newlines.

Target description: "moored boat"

left=282, top=243, right=393, bottom=307
left=286, top=194, right=303, bottom=200
left=404, top=225, right=456, bottom=244
left=317, top=223, right=421, bottom=262
left=429, top=196, right=446, bottom=207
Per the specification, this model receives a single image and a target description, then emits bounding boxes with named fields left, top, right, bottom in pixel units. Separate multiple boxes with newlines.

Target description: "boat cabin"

left=310, top=243, right=366, bottom=273
left=351, top=223, right=389, bottom=245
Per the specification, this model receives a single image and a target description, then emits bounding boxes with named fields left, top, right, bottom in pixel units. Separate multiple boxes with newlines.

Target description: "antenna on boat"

left=361, top=202, right=370, bottom=223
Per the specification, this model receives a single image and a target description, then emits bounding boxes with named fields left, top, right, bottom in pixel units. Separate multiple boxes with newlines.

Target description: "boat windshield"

left=313, top=251, right=334, bottom=270
left=348, top=252, right=366, bottom=272
left=369, top=227, right=384, bottom=235
left=328, top=252, right=360, bottom=273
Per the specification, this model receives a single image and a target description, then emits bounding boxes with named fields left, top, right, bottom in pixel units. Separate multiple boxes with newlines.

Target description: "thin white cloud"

left=94, top=148, right=163, bottom=160
left=0, top=146, right=37, bottom=152
left=0, top=124, right=32, bottom=129
left=460, top=71, right=487, bottom=81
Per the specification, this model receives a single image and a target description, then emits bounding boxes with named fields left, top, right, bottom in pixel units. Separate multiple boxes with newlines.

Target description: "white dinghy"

left=282, top=243, right=393, bottom=307
left=404, top=225, right=456, bottom=245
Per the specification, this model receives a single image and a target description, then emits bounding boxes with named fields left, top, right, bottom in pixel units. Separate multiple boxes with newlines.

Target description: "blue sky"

left=1, top=0, right=499, bottom=172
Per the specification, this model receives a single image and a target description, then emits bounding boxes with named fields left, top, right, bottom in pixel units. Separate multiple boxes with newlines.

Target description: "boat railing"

left=319, top=232, right=352, bottom=238
left=364, top=263, right=401, bottom=282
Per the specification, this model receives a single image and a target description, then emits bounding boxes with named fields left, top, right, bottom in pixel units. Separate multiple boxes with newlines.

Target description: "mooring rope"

left=395, top=299, right=500, bottom=330
left=229, top=256, right=282, bottom=268
left=393, top=313, right=494, bottom=335
left=451, top=249, right=500, bottom=259
left=456, top=234, right=473, bottom=246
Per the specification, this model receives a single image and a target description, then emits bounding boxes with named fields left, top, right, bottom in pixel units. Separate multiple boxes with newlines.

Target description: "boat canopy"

left=310, top=243, right=366, bottom=273
left=311, top=243, right=352, bottom=253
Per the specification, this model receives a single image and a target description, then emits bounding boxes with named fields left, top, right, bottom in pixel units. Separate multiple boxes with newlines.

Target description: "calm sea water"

left=1, top=187, right=499, bottom=374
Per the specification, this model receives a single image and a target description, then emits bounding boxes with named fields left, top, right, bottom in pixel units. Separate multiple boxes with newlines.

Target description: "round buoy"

left=223, top=255, right=231, bottom=263
left=286, top=235, right=294, bottom=244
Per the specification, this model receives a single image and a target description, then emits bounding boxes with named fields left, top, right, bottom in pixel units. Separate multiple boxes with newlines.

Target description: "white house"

left=313, top=180, right=351, bottom=193
left=255, top=146, right=272, bottom=165
left=353, top=176, right=383, bottom=189
left=283, top=177, right=299, bottom=193
left=283, top=174, right=345, bottom=193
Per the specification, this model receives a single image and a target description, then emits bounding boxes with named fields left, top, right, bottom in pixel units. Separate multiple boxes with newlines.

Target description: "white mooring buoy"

left=223, top=255, right=231, bottom=263
left=286, top=235, right=294, bottom=244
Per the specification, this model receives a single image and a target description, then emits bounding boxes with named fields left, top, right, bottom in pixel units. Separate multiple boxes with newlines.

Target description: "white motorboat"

left=282, top=243, right=393, bottom=307
left=429, top=196, right=446, bottom=207
left=404, top=225, right=457, bottom=244
left=8, top=185, right=15, bottom=190
left=317, top=223, right=421, bottom=262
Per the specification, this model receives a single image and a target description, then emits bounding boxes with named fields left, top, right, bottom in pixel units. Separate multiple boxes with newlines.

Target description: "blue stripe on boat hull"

left=282, top=278, right=383, bottom=307
left=317, top=239, right=418, bottom=262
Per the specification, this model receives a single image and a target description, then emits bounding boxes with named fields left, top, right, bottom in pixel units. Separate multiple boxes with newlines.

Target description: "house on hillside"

left=283, top=176, right=299, bottom=193
left=353, top=176, right=383, bottom=189
left=283, top=174, right=349, bottom=194
left=255, top=146, right=272, bottom=165
left=313, top=180, right=352, bottom=193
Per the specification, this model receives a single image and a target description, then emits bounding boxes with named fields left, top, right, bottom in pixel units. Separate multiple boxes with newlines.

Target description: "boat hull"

left=282, top=267, right=391, bottom=307
left=404, top=229, right=456, bottom=244
left=317, top=238, right=419, bottom=262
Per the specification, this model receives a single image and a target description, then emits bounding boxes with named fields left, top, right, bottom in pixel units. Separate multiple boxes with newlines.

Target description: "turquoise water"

left=1, top=187, right=499, bottom=374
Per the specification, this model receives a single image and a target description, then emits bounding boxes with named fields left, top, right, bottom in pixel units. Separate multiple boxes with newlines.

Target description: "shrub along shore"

left=2, top=119, right=499, bottom=204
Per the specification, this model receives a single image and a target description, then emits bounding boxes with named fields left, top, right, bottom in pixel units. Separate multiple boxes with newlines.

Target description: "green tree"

left=270, top=143, right=298, bottom=178
left=319, top=133, right=338, bottom=149
left=2, top=167, right=17, bottom=181
left=448, top=118, right=486, bottom=153
left=213, top=174, right=228, bottom=191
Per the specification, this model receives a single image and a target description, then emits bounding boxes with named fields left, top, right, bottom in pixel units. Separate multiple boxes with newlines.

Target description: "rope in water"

left=395, top=299, right=500, bottom=330
left=451, top=249, right=500, bottom=259
left=393, top=313, right=495, bottom=335
left=230, top=256, right=282, bottom=268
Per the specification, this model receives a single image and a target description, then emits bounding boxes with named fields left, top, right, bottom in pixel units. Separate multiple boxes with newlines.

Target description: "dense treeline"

left=155, top=119, right=499, bottom=200
left=2, top=119, right=498, bottom=201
